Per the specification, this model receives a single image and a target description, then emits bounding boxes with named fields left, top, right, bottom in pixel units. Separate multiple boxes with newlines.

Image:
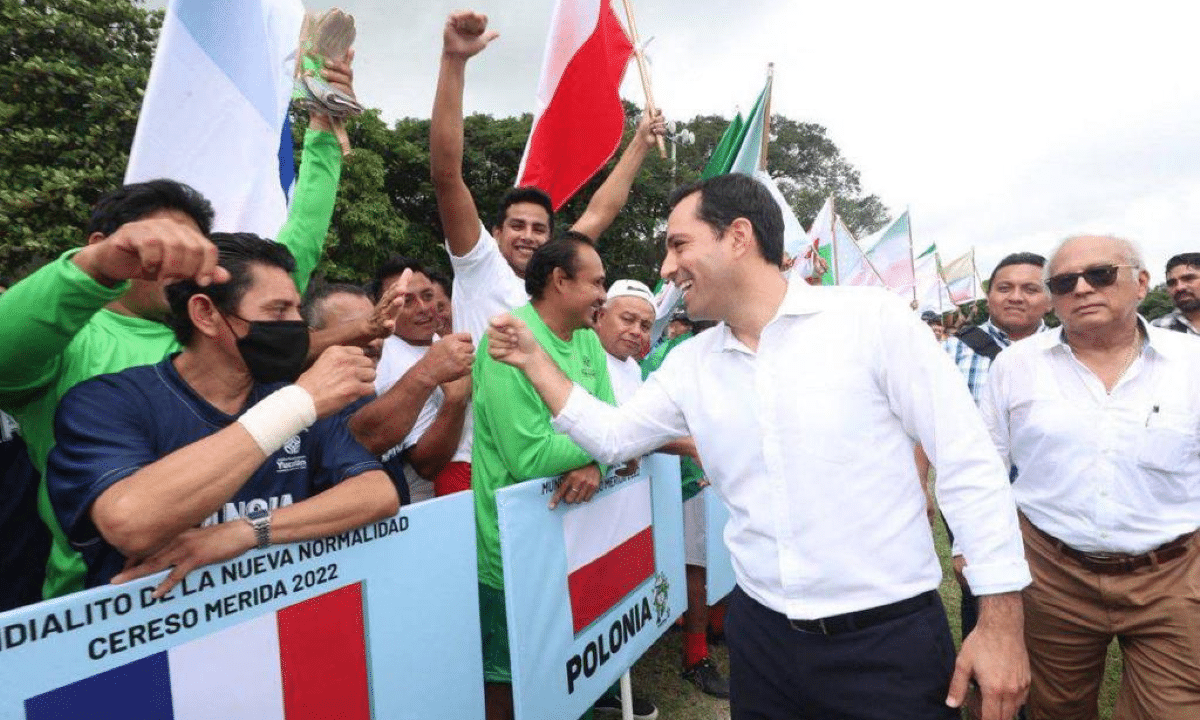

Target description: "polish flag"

left=516, top=0, right=634, bottom=210
left=25, top=584, right=371, bottom=720
left=563, top=478, right=655, bottom=634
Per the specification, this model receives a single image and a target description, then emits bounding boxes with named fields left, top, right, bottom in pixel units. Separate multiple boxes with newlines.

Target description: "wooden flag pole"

left=620, top=0, right=667, bottom=158
left=759, top=63, right=774, bottom=171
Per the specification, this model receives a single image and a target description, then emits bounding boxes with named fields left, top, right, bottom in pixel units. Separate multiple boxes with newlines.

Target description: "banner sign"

left=702, top=487, right=736, bottom=604
left=0, top=492, right=484, bottom=720
left=497, top=454, right=686, bottom=720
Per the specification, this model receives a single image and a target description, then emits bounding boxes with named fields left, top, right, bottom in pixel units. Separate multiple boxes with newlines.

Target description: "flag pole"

left=759, top=63, right=774, bottom=171
left=852, top=221, right=886, bottom=285
left=902, top=207, right=912, bottom=309
left=970, top=247, right=981, bottom=302
left=619, top=0, right=667, bottom=159
left=829, top=195, right=840, bottom=284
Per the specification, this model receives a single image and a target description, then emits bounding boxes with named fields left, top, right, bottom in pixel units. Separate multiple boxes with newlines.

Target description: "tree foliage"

left=1138, top=284, right=1172, bottom=321
left=311, top=101, right=890, bottom=288
left=0, top=0, right=162, bottom=278
left=1, top=1, right=889, bottom=289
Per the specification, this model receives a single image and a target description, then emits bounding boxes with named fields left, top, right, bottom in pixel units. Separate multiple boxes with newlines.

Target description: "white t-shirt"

left=605, top=353, right=644, bottom=404
left=374, top=335, right=441, bottom=453
left=446, top=224, right=530, bottom=462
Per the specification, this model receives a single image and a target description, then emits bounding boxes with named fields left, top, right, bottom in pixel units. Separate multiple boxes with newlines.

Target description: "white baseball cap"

left=606, top=279, right=656, bottom=312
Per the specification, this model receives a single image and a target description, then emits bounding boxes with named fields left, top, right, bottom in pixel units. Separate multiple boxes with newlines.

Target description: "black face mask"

left=223, top=315, right=310, bottom=383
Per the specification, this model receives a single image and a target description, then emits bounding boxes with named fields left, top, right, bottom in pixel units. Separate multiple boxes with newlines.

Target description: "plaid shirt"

left=1151, top=309, right=1200, bottom=336
left=942, top=320, right=1040, bottom=406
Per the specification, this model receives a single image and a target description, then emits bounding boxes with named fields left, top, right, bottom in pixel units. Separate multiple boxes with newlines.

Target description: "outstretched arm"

left=278, top=52, right=356, bottom=292
left=431, top=11, right=499, bottom=257
left=571, top=109, right=665, bottom=242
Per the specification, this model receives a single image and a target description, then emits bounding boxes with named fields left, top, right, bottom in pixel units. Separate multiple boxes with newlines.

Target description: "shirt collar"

left=715, top=277, right=824, bottom=353
left=1042, top=316, right=1169, bottom=356
left=981, top=318, right=1048, bottom=347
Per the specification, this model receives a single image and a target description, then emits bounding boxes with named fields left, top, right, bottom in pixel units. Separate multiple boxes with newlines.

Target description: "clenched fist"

left=75, top=213, right=229, bottom=287
left=296, top=346, right=376, bottom=418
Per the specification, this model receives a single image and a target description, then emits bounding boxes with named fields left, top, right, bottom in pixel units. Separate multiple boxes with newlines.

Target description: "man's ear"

left=550, top=266, right=570, bottom=294
left=188, top=294, right=224, bottom=339
left=86, top=231, right=106, bottom=246
left=726, top=217, right=755, bottom=259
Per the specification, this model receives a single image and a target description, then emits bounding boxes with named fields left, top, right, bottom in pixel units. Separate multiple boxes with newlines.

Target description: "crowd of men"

left=1, top=10, right=1198, bottom=720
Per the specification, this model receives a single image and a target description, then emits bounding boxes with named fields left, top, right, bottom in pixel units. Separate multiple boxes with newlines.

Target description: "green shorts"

left=478, top=582, right=512, bottom=684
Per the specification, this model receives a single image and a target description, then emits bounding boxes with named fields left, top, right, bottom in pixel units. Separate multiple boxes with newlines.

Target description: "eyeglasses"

left=1046, top=264, right=1137, bottom=296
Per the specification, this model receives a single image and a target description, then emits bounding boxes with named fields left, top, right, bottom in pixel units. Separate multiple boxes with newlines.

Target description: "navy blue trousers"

left=726, top=586, right=960, bottom=720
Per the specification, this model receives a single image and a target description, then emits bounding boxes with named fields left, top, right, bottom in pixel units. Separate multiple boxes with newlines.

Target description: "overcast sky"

left=158, top=0, right=1200, bottom=284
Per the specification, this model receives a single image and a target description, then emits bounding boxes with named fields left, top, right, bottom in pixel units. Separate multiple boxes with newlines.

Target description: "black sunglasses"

left=1046, top=264, right=1137, bottom=296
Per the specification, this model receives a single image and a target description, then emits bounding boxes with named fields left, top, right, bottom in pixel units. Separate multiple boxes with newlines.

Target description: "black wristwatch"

left=245, top=507, right=272, bottom=549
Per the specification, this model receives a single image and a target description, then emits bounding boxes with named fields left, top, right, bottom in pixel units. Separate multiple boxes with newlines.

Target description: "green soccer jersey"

left=0, top=129, right=342, bottom=599
left=472, top=303, right=615, bottom=590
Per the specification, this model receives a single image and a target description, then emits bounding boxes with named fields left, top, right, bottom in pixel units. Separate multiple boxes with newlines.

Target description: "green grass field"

left=629, top=510, right=1124, bottom=719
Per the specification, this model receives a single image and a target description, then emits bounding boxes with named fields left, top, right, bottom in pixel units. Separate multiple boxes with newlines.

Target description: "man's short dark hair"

left=303, top=282, right=370, bottom=329
left=987, top=252, right=1046, bottom=288
left=1166, top=252, right=1200, bottom=274
left=87, top=179, right=215, bottom=238
left=166, top=233, right=296, bottom=345
left=371, top=255, right=427, bottom=301
left=493, top=186, right=555, bottom=236
left=426, top=268, right=452, bottom=299
left=667, top=174, right=784, bottom=268
left=525, top=234, right=591, bottom=301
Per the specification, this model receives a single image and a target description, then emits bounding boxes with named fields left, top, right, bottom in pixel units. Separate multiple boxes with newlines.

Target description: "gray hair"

left=1044, top=234, right=1145, bottom=281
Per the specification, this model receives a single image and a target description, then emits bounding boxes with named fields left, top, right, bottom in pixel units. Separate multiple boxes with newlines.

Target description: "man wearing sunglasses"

left=981, top=235, right=1200, bottom=720
left=1150, top=252, right=1200, bottom=336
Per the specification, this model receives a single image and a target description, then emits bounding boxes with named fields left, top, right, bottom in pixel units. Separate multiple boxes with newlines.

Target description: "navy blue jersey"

left=344, top=395, right=411, bottom=506
left=0, top=412, right=49, bottom=610
left=47, top=356, right=383, bottom=588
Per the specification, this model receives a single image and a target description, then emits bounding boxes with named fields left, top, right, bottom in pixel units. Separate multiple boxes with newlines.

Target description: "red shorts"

left=434, top=461, right=471, bottom=496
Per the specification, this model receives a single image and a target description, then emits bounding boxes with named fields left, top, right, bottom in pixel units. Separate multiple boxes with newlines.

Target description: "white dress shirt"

left=445, top=224, right=529, bottom=463
left=981, top=323, right=1200, bottom=554
left=553, top=280, right=1030, bottom=619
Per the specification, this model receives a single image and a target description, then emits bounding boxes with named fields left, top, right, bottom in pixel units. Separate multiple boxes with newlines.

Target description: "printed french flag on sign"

left=563, top=479, right=655, bottom=634
left=516, top=0, right=634, bottom=210
left=25, top=583, right=371, bottom=720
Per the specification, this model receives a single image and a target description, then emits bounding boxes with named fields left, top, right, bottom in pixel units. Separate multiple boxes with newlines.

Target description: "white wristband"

left=237, top=385, right=318, bottom=456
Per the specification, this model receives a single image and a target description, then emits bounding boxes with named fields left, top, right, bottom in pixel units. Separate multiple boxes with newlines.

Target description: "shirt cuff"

left=963, top=560, right=1032, bottom=596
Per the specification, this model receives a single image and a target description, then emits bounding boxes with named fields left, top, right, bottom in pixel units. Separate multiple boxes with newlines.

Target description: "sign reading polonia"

left=497, top=454, right=686, bottom=720
left=0, top=492, right=484, bottom=720
left=703, top=487, right=737, bottom=604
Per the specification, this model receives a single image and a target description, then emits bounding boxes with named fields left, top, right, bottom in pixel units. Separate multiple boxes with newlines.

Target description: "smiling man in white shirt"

left=487, top=174, right=1031, bottom=720
left=982, top=235, right=1200, bottom=720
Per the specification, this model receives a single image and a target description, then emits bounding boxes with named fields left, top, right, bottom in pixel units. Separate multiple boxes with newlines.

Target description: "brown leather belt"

left=1028, top=522, right=1193, bottom=575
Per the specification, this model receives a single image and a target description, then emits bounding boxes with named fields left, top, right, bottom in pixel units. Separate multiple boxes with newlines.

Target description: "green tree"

left=1138, top=284, right=1172, bottom=321
left=0, top=0, right=161, bottom=278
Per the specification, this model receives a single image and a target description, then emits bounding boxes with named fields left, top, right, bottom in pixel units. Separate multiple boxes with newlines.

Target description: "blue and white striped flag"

left=125, top=0, right=304, bottom=238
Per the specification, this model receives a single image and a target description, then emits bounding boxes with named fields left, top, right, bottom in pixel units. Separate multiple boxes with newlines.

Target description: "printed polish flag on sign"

left=516, top=0, right=634, bottom=210
left=563, top=479, right=655, bottom=634
left=25, top=583, right=371, bottom=720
